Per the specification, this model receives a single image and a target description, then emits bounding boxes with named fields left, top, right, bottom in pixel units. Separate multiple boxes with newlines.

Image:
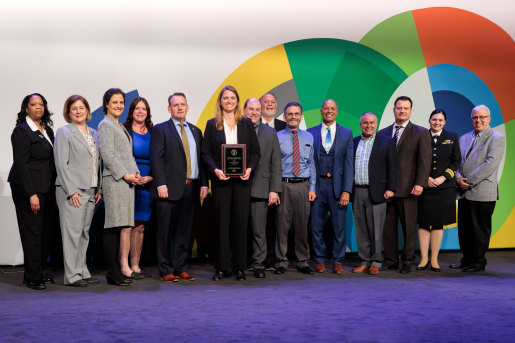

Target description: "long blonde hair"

left=215, top=85, right=242, bottom=130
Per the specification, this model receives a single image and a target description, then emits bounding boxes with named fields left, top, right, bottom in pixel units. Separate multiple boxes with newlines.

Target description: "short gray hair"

left=360, top=112, right=378, bottom=123
left=471, top=105, right=490, bottom=117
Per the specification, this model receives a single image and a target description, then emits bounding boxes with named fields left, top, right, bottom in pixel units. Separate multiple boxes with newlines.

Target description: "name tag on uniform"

left=442, top=140, right=453, bottom=144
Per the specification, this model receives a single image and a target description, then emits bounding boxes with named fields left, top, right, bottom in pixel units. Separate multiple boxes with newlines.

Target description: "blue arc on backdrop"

left=89, top=90, right=140, bottom=130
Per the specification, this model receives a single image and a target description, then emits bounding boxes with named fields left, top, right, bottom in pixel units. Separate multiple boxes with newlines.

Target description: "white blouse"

left=223, top=119, right=238, bottom=144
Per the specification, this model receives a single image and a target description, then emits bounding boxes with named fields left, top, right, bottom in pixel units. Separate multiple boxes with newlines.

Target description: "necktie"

left=292, top=130, right=301, bottom=177
left=266, top=122, right=269, bottom=126
left=433, top=133, right=439, bottom=143
left=466, top=133, right=478, bottom=159
left=325, top=127, right=332, bottom=153
left=179, top=124, right=192, bottom=178
left=394, top=125, right=400, bottom=145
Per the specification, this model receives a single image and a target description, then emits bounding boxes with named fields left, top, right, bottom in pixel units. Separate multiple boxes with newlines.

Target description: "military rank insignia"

left=442, top=140, right=453, bottom=144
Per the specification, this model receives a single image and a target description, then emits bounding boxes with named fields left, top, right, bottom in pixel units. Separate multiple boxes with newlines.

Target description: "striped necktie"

left=466, top=133, right=479, bottom=159
left=179, top=124, right=192, bottom=178
left=394, top=125, right=400, bottom=145
left=325, top=127, right=332, bottom=153
left=292, top=130, right=301, bottom=177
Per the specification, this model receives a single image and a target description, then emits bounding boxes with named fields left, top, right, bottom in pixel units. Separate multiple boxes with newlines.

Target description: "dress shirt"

left=277, top=127, right=316, bottom=192
left=354, top=133, right=376, bottom=186
left=321, top=122, right=336, bottom=151
left=467, top=126, right=488, bottom=154
left=223, top=119, right=238, bottom=144
left=431, top=129, right=442, bottom=143
left=26, top=116, right=53, bottom=146
left=391, top=120, right=409, bottom=142
left=254, top=123, right=259, bottom=135
left=261, top=116, right=275, bottom=128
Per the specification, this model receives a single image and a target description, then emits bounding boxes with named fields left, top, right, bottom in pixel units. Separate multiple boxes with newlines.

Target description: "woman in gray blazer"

left=54, top=95, right=102, bottom=287
left=97, top=88, right=141, bottom=286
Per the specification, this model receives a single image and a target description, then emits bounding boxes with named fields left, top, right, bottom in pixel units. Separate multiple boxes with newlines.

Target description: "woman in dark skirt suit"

left=417, top=109, right=461, bottom=272
left=120, top=97, right=154, bottom=279
left=201, top=85, right=260, bottom=281
left=8, top=93, right=57, bottom=290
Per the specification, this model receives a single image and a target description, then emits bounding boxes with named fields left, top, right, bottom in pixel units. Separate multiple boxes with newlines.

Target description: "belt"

left=355, top=184, right=369, bottom=188
left=319, top=175, right=333, bottom=179
left=282, top=178, right=308, bottom=183
left=186, top=179, right=198, bottom=184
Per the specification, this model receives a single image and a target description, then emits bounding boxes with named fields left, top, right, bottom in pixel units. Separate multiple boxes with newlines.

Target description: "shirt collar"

left=285, top=126, right=298, bottom=134
left=475, top=126, right=489, bottom=137
left=360, top=133, right=376, bottom=141
left=393, top=120, right=409, bottom=129
left=431, top=129, right=442, bottom=136
left=171, top=117, right=187, bottom=127
left=26, top=116, right=42, bottom=132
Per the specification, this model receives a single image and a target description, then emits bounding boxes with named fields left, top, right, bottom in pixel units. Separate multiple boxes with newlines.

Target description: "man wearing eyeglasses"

left=274, top=102, right=316, bottom=275
left=451, top=105, right=505, bottom=272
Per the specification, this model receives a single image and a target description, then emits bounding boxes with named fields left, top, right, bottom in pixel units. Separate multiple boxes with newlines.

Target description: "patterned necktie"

left=466, top=133, right=478, bottom=159
left=292, top=129, right=301, bottom=177
left=179, top=124, right=192, bottom=178
left=325, top=127, right=332, bottom=153
left=394, top=125, right=400, bottom=145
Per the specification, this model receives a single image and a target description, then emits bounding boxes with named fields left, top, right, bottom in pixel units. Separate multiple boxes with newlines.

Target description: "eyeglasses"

left=472, top=115, right=490, bottom=121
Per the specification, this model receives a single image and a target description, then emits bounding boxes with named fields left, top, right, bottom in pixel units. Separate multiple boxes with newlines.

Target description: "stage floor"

left=1, top=250, right=515, bottom=342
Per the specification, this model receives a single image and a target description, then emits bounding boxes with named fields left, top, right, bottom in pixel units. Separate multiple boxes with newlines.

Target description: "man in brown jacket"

left=378, top=96, right=431, bottom=274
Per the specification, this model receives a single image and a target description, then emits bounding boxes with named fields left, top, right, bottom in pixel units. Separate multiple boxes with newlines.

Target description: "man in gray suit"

left=451, top=105, right=506, bottom=272
left=243, top=98, right=282, bottom=278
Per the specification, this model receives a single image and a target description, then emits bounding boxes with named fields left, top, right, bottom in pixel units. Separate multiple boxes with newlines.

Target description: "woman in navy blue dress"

left=120, top=97, right=154, bottom=279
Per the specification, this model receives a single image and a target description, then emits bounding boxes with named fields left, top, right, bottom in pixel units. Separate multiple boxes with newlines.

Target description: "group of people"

left=8, top=86, right=505, bottom=290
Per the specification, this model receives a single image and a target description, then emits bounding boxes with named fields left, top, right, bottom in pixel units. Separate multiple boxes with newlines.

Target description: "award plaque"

left=222, top=144, right=246, bottom=177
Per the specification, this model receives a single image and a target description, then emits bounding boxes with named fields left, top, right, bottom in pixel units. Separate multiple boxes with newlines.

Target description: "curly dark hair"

left=16, top=93, right=54, bottom=130
left=124, top=97, right=153, bottom=132
left=102, top=88, right=125, bottom=114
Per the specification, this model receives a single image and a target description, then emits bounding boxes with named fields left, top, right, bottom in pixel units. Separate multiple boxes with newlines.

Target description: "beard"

left=261, top=109, right=276, bottom=118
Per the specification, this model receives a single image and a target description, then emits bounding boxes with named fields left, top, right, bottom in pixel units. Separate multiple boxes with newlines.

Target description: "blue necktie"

left=466, top=133, right=479, bottom=159
left=325, top=127, right=332, bottom=153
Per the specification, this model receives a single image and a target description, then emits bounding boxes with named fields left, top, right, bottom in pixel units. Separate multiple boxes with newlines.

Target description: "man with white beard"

left=260, top=93, right=286, bottom=132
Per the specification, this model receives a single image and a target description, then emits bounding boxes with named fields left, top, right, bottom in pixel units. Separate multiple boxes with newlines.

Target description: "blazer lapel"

left=187, top=121, right=201, bottom=156
left=467, top=126, right=491, bottom=161
left=70, top=123, right=93, bottom=156
left=397, top=122, right=411, bottom=147
left=313, top=124, right=322, bottom=160
left=236, top=120, right=244, bottom=144
left=257, top=122, right=265, bottom=141
left=168, top=119, right=185, bottom=153
left=334, top=125, right=341, bottom=156
left=369, top=133, right=381, bottom=160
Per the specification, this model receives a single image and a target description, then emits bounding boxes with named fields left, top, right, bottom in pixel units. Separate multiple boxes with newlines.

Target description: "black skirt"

left=417, top=186, right=456, bottom=226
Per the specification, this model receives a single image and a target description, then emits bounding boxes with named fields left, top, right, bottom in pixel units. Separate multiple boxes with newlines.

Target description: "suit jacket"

left=8, top=121, right=56, bottom=197
left=428, top=128, right=461, bottom=190
left=274, top=119, right=286, bottom=132
left=456, top=126, right=505, bottom=201
left=201, top=117, right=261, bottom=177
left=307, top=123, right=354, bottom=198
left=54, top=123, right=103, bottom=196
left=149, top=119, right=208, bottom=201
left=250, top=122, right=282, bottom=199
left=378, top=121, right=431, bottom=197
left=352, top=134, right=397, bottom=203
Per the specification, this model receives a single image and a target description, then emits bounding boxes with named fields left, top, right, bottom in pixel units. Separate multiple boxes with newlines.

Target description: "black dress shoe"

left=449, top=262, right=468, bottom=269
left=416, top=261, right=430, bottom=270
left=430, top=266, right=441, bottom=272
left=213, top=270, right=224, bottom=281
left=463, top=266, right=485, bottom=272
left=139, top=269, right=152, bottom=278
left=25, top=281, right=46, bottom=290
left=235, top=270, right=246, bottom=281
left=42, top=277, right=54, bottom=284
left=223, top=270, right=234, bottom=278
left=297, top=266, right=314, bottom=275
left=106, top=273, right=130, bottom=286
left=274, top=267, right=286, bottom=274
left=379, top=263, right=399, bottom=271
left=124, top=271, right=144, bottom=280
left=400, top=264, right=412, bottom=274
left=70, top=280, right=88, bottom=287
left=254, top=269, right=266, bottom=278
left=83, top=277, right=99, bottom=284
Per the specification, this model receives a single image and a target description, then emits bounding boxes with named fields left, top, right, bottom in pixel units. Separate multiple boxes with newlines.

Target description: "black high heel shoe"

left=416, top=261, right=430, bottom=270
left=430, top=265, right=441, bottom=272
left=106, top=273, right=130, bottom=286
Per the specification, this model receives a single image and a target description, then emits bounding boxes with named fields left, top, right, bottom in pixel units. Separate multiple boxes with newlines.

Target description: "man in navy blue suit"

left=307, top=99, right=354, bottom=274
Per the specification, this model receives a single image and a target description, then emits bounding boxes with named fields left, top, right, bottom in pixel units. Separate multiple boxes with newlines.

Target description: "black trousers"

left=156, top=183, right=198, bottom=277
left=383, top=196, right=418, bottom=266
left=10, top=184, right=56, bottom=283
left=211, top=178, right=250, bottom=271
left=458, top=198, right=496, bottom=268
left=103, top=227, right=122, bottom=278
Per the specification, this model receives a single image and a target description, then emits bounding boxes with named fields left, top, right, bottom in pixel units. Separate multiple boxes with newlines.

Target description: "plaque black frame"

left=222, top=144, right=246, bottom=177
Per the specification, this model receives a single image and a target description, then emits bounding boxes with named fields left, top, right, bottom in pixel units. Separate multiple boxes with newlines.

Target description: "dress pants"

left=211, top=178, right=250, bottom=271
left=10, top=184, right=56, bottom=283
left=383, top=196, right=418, bottom=266
left=275, top=180, right=311, bottom=268
left=352, top=187, right=387, bottom=268
left=311, top=178, right=347, bottom=265
left=250, top=197, right=269, bottom=269
left=156, top=183, right=198, bottom=277
left=56, top=186, right=96, bottom=284
left=458, top=198, right=496, bottom=269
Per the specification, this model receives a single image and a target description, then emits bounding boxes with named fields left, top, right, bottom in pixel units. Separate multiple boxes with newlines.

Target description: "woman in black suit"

left=201, top=85, right=260, bottom=281
left=8, top=93, right=57, bottom=290
left=417, top=109, right=461, bottom=272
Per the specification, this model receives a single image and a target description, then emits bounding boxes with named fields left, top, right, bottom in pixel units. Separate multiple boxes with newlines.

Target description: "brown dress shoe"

left=333, top=264, right=344, bottom=274
left=177, top=272, right=196, bottom=281
left=351, top=265, right=368, bottom=273
left=368, top=266, right=379, bottom=275
left=160, top=274, right=179, bottom=282
left=315, top=263, right=326, bottom=273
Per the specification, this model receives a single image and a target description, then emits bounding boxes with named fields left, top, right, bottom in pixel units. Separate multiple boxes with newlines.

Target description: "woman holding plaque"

left=416, top=109, right=461, bottom=272
left=201, top=85, right=260, bottom=281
